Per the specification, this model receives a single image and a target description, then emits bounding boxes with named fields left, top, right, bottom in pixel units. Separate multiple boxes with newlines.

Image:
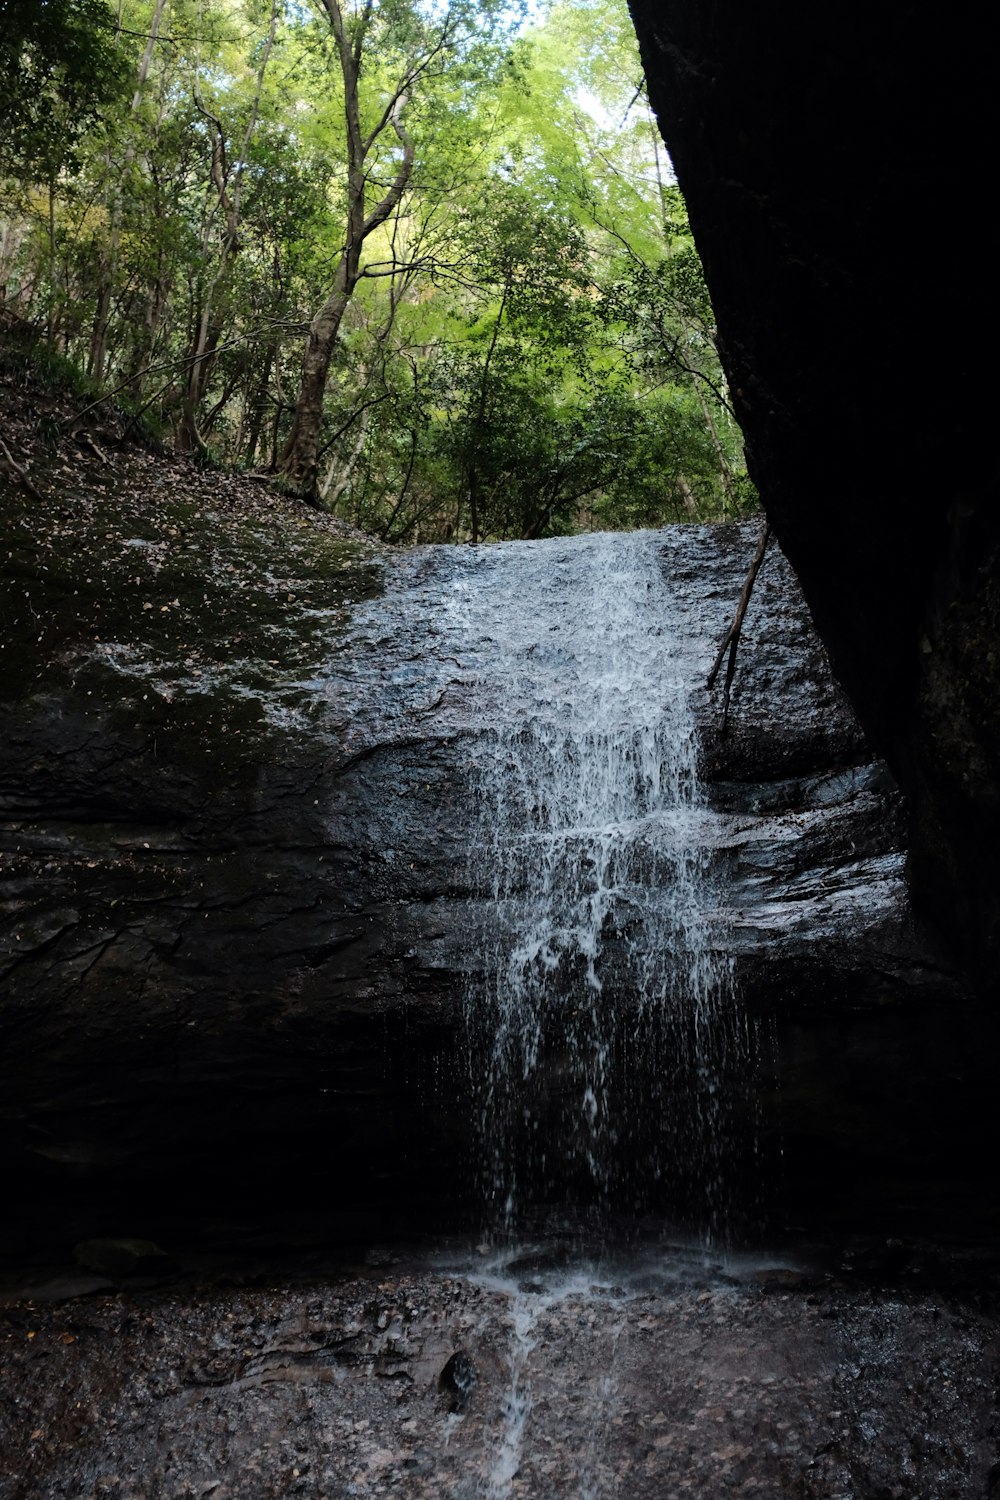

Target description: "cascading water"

left=444, top=529, right=757, bottom=1243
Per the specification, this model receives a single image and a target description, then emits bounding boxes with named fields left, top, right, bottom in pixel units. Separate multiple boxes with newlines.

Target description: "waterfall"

left=448, top=529, right=754, bottom=1242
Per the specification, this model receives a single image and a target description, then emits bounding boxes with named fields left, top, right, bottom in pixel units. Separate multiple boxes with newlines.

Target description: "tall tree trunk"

left=277, top=272, right=354, bottom=493
left=277, top=0, right=417, bottom=499
left=89, top=0, right=168, bottom=385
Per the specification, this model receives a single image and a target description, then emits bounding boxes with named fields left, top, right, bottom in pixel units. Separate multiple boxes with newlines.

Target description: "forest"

left=0, top=0, right=756, bottom=542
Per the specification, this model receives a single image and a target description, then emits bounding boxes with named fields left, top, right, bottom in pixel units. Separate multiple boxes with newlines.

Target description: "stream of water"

left=431, top=530, right=763, bottom=1495
left=442, top=529, right=757, bottom=1242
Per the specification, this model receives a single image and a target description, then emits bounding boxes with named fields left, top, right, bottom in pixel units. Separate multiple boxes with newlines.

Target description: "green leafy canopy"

left=0, top=0, right=131, bottom=178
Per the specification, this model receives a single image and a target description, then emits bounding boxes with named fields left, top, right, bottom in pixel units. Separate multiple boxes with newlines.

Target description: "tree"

left=433, top=185, right=593, bottom=539
left=599, top=188, right=755, bottom=517
left=0, top=0, right=755, bottom=535
left=174, top=0, right=281, bottom=453
left=276, top=0, right=516, bottom=499
left=0, top=0, right=129, bottom=181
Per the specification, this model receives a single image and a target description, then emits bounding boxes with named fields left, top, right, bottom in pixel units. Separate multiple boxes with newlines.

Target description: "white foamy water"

left=440, top=530, right=753, bottom=1239
left=465, top=1260, right=631, bottom=1500
left=334, top=527, right=757, bottom=1240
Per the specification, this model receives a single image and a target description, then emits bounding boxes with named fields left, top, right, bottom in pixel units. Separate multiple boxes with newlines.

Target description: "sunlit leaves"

left=0, top=0, right=753, bottom=534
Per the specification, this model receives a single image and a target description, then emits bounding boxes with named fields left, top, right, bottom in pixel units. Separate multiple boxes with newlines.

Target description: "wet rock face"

left=679, top=531, right=998, bottom=1242
left=0, top=471, right=993, bottom=1250
left=626, top=0, right=1000, bottom=981
left=0, top=462, right=463, bottom=1248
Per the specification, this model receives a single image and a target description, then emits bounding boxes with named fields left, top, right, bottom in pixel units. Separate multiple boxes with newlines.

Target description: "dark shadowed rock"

left=74, top=1237, right=173, bottom=1278
left=1, top=439, right=995, bottom=1252
left=438, top=1349, right=478, bottom=1412
left=627, top=0, right=1000, bottom=984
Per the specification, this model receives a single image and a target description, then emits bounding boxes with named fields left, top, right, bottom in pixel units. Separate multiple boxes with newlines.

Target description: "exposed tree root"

left=707, top=519, right=771, bottom=734
left=0, top=436, right=41, bottom=498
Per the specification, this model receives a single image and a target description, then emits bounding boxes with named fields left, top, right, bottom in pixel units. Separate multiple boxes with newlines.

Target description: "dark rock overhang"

left=627, top=0, right=1000, bottom=984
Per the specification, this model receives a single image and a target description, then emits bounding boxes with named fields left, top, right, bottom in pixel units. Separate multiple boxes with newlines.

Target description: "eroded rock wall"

left=627, top=0, right=1000, bottom=981
left=2, top=435, right=988, bottom=1250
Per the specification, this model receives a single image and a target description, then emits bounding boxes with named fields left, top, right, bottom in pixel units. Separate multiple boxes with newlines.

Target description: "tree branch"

left=0, top=437, right=41, bottom=497
left=706, top=520, right=771, bottom=734
left=361, top=95, right=415, bottom=239
left=360, top=13, right=455, bottom=155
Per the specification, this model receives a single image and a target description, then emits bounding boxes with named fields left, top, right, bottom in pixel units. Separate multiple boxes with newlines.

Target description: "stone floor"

left=2, top=1242, right=998, bottom=1499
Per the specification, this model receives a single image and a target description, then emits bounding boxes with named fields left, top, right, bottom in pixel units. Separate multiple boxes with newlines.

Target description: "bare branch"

left=64, top=321, right=307, bottom=427
left=621, top=79, right=645, bottom=125
left=360, top=11, right=456, bottom=154
left=0, top=437, right=41, bottom=497
left=361, top=95, right=415, bottom=239
left=315, top=390, right=395, bottom=463
left=706, top=520, right=771, bottom=733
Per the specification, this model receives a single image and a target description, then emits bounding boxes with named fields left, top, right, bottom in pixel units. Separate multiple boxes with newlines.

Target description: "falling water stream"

left=444, top=529, right=755, bottom=1242
left=7, top=528, right=977, bottom=1500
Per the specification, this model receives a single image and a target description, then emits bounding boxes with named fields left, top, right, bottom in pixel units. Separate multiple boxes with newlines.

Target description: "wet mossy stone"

left=439, top=1349, right=478, bottom=1411
left=1, top=474, right=384, bottom=786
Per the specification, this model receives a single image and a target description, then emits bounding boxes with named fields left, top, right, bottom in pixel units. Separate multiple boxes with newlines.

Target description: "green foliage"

left=0, top=0, right=756, bottom=537
left=0, top=0, right=130, bottom=179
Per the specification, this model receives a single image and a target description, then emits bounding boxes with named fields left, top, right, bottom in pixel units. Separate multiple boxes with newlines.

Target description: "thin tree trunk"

left=648, top=99, right=670, bottom=228
left=269, top=344, right=287, bottom=469
left=175, top=0, right=278, bottom=452
left=89, top=0, right=168, bottom=384
left=277, top=0, right=418, bottom=498
left=46, top=180, right=57, bottom=349
left=678, top=476, right=698, bottom=517
left=463, top=280, right=508, bottom=542
left=320, top=393, right=371, bottom=508
left=695, top=385, right=735, bottom=516
left=379, top=428, right=418, bottom=539
left=242, top=351, right=272, bottom=465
